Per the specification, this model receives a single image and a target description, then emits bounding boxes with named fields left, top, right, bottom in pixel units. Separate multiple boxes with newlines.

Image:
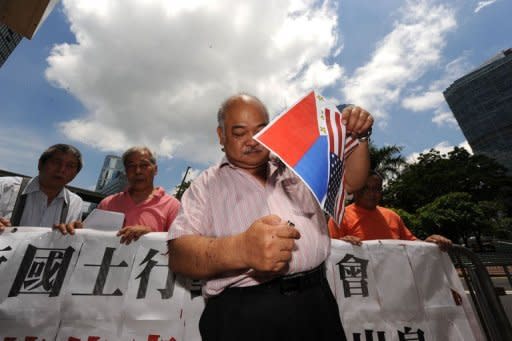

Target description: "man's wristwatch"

left=357, top=127, right=372, bottom=142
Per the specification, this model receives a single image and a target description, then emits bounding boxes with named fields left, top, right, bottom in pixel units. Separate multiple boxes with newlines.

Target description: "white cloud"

left=46, top=0, right=342, bottom=165
left=402, top=91, right=444, bottom=111
left=342, top=0, right=456, bottom=125
left=432, top=110, right=457, bottom=126
left=185, top=168, right=202, bottom=181
left=407, top=140, right=473, bottom=163
left=474, top=0, right=499, bottom=13
left=459, top=140, right=473, bottom=153
left=401, top=54, right=472, bottom=127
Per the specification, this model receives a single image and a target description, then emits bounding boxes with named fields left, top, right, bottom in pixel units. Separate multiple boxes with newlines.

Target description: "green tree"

left=415, top=192, right=490, bottom=243
left=174, top=180, right=191, bottom=200
left=384, top=147, right=512, bottom=213
left=391, top=207, right=425, bottom=238
left=369, top=143, right=406, bottom=180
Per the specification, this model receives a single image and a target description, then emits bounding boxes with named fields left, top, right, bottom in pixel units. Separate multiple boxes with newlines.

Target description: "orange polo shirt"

left=328, top=203, right=416, bottom=241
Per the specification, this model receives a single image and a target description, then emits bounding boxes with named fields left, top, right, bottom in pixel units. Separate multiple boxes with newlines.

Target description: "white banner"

left=327, top=239, right=484, bottom=340
left=0, top=228, right=483, bottom=340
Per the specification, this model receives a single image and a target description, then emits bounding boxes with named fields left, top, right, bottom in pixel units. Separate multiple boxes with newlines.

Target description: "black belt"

left=227, top=263, right=326, bottom=296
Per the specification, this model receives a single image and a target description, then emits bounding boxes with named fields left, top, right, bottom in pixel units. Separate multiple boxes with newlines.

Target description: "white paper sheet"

left=83, top=208, right=124, bottom=231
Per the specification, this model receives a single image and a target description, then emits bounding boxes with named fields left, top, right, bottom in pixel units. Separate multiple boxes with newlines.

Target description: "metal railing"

left=449, top=245, right=512, bottom=341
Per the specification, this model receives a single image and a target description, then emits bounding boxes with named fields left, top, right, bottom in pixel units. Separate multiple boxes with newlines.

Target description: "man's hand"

left=117, top=225, right=152, bottom=245
left=340, top=235, right=363, bottom=246
left=238, top=215, right=301, bottom=273
left=0, top=217, right=11, bottom=231
left=341, top=105, right=373, bottom=138
left=53, top=221, right=83, bottom=235
left=424, top=234, right=452, bottom=252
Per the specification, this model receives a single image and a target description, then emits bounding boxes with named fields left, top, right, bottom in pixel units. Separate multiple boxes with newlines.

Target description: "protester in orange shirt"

left=328, top=171, right=452, bottom=251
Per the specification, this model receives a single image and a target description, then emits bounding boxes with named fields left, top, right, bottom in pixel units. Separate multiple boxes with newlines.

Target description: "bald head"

left=217, top=93, right=269, bottom=132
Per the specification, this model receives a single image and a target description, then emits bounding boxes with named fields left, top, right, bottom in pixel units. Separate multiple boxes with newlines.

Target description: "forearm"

left=167, top=234, right=246, bottom=279
left=344, top=141, right=370, bottom=193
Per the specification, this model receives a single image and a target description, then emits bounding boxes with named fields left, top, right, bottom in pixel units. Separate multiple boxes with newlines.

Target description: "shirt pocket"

left=280, top=177, right=318, bottom=219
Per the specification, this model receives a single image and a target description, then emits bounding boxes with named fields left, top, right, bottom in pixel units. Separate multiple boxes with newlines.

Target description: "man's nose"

left=246, top=133, right=259, bottom=145
left=247, top=137, right=258, bottom=146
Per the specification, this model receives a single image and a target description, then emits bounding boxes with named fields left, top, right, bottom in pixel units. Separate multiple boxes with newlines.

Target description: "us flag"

left=324, top=105, right=358, bottom=225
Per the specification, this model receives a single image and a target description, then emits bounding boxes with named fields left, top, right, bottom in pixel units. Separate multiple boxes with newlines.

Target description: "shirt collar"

left=218, top=155, right=285, bottom=177
left=23, top=176, right=69, bottom=203
left=124, top=186, right=165, bottom=198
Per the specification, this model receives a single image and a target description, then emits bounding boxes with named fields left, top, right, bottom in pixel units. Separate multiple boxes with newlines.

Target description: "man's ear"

left=217, top=126, right=225, bottom=148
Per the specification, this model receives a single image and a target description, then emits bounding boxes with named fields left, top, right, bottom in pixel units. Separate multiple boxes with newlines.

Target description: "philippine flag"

left=254, top=90, right=358, bottom=225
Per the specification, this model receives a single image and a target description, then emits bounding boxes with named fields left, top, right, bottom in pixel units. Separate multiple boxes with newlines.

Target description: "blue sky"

left=0, top=0, right=510, bottom=193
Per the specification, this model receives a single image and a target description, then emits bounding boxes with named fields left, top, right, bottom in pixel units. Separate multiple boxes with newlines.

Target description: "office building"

left=0, top=22, right=22, bottom=68
left=443, top=48, right=512, bottom=172
left=0, top=0, right=59, bottom=68
left=95, top=155, right=127, bottom=195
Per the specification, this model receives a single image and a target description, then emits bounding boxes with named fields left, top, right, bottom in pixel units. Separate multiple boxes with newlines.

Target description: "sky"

left=0, top=0, right=510, bottom=195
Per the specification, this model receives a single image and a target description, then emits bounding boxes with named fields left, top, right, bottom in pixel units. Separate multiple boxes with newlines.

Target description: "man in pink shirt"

left=98, top=146, right=180, bottom=244
left=168, top=93, right=374, bottom=341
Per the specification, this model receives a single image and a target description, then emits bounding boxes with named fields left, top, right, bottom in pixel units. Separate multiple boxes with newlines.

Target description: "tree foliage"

left=369, top=143, right=406, bottom=180
left=415, top=192, right=491, bottom=242
left=383, top=147, right=512, bottom=213
left=373, top=146, right=512, bottom=243
left=174, top=180, right=191, bottom=200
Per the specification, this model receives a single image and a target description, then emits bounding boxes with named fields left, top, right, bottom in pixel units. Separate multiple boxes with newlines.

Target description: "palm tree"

left=369, top=142, right=406, bottom=180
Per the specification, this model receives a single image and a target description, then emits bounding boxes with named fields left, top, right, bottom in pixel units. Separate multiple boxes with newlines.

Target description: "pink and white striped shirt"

left=168, top=157, right=331, bottom=297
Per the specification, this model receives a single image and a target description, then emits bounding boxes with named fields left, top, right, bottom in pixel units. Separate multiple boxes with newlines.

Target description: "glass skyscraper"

left=95, top=155, right=128, bottom=195
left=444, top=48, right=512, bottom=172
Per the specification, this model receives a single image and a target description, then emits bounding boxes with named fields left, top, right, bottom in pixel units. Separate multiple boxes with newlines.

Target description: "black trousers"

left=199, top=267, right=346, bottom=341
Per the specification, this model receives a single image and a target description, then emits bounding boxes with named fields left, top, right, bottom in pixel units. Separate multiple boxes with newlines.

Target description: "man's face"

left=124, top=151, right=157, bottom=192
left=38, top=151, right=80, bottom=190
left=353, top=175, right=383, bottom=210
left=217, top=99, right=270, bottom=169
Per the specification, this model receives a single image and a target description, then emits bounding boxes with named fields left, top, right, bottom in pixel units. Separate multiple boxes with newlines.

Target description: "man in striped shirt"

left=168, top=93, right=373, bottom=341
left=0, top=144, right=84, bottom=235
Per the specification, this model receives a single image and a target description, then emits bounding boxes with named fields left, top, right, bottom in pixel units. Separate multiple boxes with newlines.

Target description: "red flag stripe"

left=335, top=112, right=344, bottom=157
left=325, top=108, right=335, bottom=153
left=336, top=180, right=346, bottom=222
left=345, top=136, right=358, bottom=155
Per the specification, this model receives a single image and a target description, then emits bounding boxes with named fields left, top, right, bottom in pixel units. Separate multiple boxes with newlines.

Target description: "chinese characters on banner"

left=0, top=229, right=482, bottom=340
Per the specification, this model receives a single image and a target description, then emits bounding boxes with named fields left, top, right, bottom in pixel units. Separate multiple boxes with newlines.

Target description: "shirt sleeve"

left=0, top=177, right=21, bottom=219
left=65, top=192, right=84, bottom=223
left=164, top=197, right=181, bottom=232
left=97, top=197, right=108, bottom=210
left=398, top=217, right=417, bottom=241
left=328, top=217, right=342, bottom=239
left=168, top=172, right=212, bottom=240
